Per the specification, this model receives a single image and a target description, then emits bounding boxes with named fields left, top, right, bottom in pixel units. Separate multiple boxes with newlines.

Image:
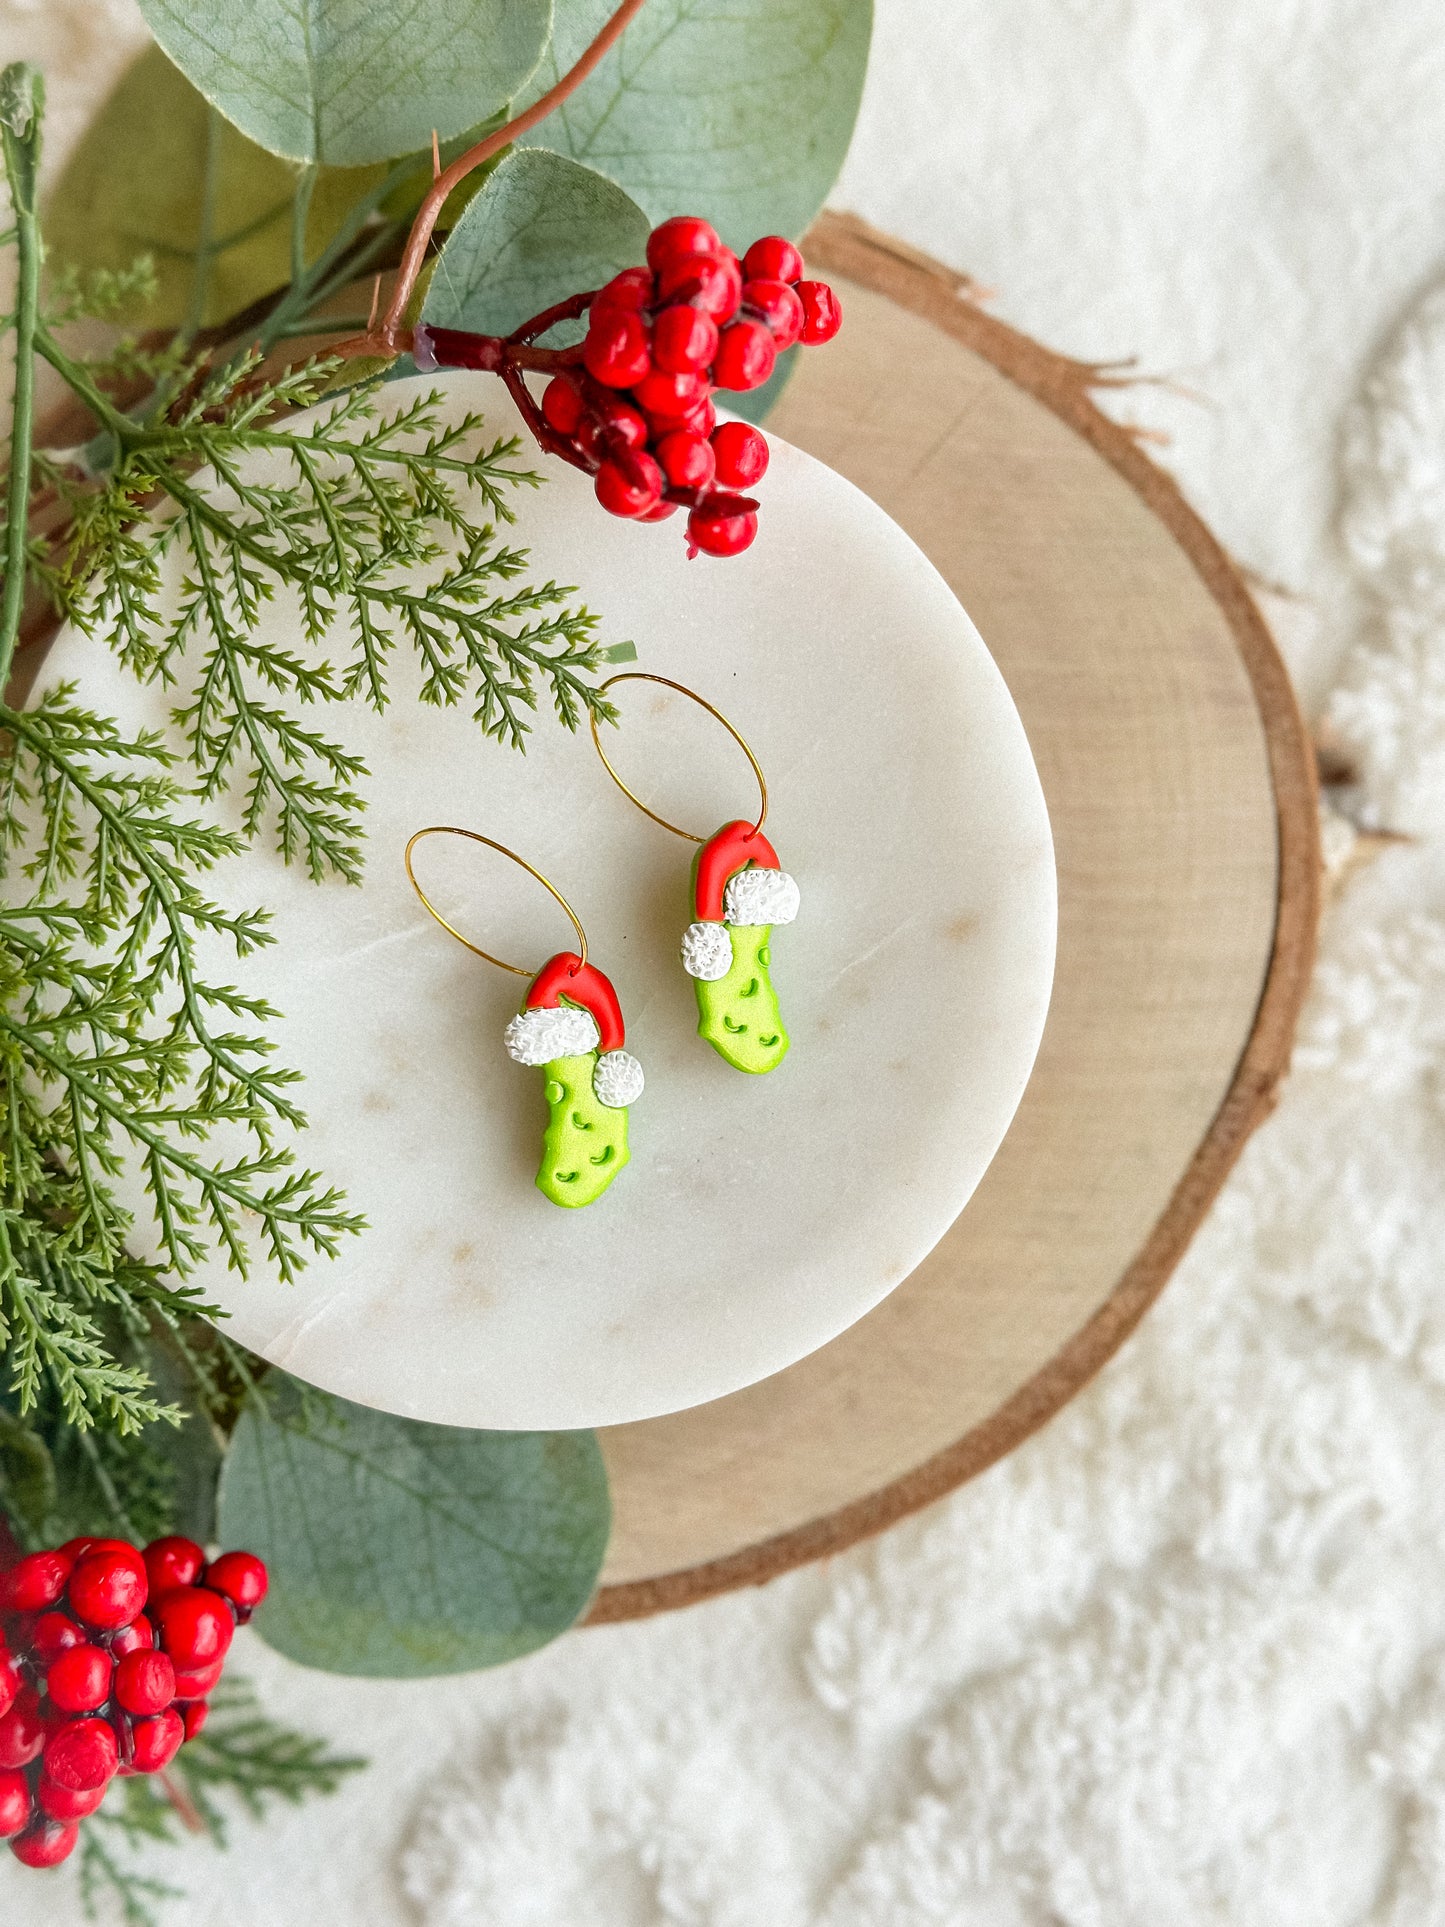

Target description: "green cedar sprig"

left=0, top=63, right=613, bottom=1442
left=78, top=1677, right=367, bottom=1927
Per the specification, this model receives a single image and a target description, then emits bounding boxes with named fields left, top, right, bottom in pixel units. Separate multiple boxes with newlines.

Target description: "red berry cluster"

left=0, top=1536, right=268, bottom=1869
left=419, top=217, right=842, bottom=560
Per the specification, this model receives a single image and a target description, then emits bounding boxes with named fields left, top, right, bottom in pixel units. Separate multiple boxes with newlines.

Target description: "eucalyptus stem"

left=334, top=0, right=649, bottom=360
left=268, top=314, right=373, bottom=339
left=290, top=162, right=318, bottom=292
left=177, top=102, right=225, bottom=351
left=0, top=65, right=42, bottom=696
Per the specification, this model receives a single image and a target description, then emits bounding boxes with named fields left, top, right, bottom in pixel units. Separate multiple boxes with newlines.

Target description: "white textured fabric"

left=592, top=1049, right=644, bottom=1109
left=397, top=278, right=1445, bottom=1923
left=1325, top=281, right=1445, bottom=837
left=723, top=867, right=799, bottom=928
left=502, top=1004, right=599, bottom=1068
left=8, top=4, right=1445, bottom=1924
left=680, top=920, right=733, bottom=980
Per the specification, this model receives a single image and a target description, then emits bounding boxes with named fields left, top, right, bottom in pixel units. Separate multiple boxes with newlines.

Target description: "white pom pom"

left=503, top=1003, right=600, bottom=1066
left=723, top=867, right=800, bottom=927
left=682, top=920, right=733, bottom=981
left=593, top=1049, right=644, bottom=1108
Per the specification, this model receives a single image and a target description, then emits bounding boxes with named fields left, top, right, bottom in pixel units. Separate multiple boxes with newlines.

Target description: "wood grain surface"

left=587, top=214, right=1320, bottom=1620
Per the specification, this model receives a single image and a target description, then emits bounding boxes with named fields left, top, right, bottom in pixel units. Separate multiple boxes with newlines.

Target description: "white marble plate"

left=39, top=376, right=1055, bottom=1430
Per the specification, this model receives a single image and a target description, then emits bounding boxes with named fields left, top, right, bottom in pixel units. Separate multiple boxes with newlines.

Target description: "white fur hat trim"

left=682, top=920, right=733, bottom=981
left=724, top=867, right=800, bottom=927
left=593, top=1049, right=644, bottom=1108
left=503, top=1003, right=600, bottom=1066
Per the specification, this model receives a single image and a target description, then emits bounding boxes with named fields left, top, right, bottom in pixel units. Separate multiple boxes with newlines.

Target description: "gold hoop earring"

left=590, top=674, right=799, bottom=1075
left=405, top=827, right=643, bottom=1208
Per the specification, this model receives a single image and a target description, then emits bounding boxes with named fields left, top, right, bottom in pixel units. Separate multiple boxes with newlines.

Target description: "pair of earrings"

left=404, top=673, right=801, bottom=1210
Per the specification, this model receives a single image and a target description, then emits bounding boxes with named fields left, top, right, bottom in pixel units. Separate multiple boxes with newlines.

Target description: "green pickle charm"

left=682, top=820, right=799, bottom=1074
left=503, top=953, right=643, bottom=1206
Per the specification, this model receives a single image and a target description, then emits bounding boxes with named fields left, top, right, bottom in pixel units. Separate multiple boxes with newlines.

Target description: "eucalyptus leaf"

left=47, top=49, right=510, bottom=331
left=136, top=0, right=552, bottom=166
left=423, top=147, right=650, bottom=341
left=518, top=0, right=872, bottom=248
left=46, top=48, right=389, bottom=329
left=217, top=1374, right=610, bottom=1676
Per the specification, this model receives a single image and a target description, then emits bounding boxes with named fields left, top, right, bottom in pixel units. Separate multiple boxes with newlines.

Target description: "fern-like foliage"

left=0, top=66, right=621, bottom=1439
left=78, top=1676, right=367, bottom=1926
left=53, top=354, right=613, bottom=883
left=0, top=685, right=362, bottom=1432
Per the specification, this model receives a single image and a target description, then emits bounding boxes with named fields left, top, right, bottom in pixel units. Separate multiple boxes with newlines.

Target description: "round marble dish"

left=36, top=377, right=1056, bottom=1429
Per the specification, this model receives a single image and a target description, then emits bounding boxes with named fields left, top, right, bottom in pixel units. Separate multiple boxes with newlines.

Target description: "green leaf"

left=217, top=1374, right=610, bottom=1676
left=144, top=1341, right=222, bottom=1546
left=136, top=0, right=552, bottom=165
left=46, top=49, right=513, bottom=333
left=0, top=1406, right=56, bottom=1542
left=423, top=147, right=650, bottom=340
left=517, top=0, right=872, bottom=248
left=46, top=48, right=392, bottom=329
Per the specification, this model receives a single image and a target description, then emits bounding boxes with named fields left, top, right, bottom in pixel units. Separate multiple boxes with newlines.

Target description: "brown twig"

left=159, top=1768, right=208, bottom=1835
left=332, top=0, right=648, bottom=361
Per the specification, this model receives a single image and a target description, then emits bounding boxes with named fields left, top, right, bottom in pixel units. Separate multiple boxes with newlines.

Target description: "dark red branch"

left=506, top=290, right=600, bottom=345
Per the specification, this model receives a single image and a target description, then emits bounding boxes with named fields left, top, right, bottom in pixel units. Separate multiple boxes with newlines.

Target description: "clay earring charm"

left=404, top=828, right=643, bottom=1208
left=590, top=673, right=799, bottom=1075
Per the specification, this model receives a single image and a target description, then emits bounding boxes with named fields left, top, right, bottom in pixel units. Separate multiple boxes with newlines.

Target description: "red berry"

left=742, top=278, right=804, bottom=351
left=37, top=1775, right=107, bottom=1821
left=646, top=215, right=721, bottom=273
left=710, top=421, right=770, bottom=488
left=204, top=1541, right=271, bottom=1618
left=796, top=279, right=842, bottom=346
left=172, top=1658, right=224, bottom=1701
left=743, top=235, right=805, bottom=285
left=44, top=1716, right=117, bottom=1791
left=655, top=248, right=741, bottom=321
left=640, top=501, right=679, bottom=522
left=651, top=303, right=719, bottom=374
left=0, top=1656, right=16, bottom=1723
left=577, top=396, right=648, bottom=461
left=687, top=503, right=758, bottom=558
left=68, top=1548, right=147, bottom=1630
left=29, top=1613, right=84, bottom=1665
left=114, top=1649, right=176, bottom=1717
left=582, top=309, right=651, bottom=388
left=680, top=396, right=718, bottom=439
left=590, top=265, right=655, bottom=318
left=110, top=1615, right=154, bottom=1657
left=128, top=1708, right=184, bottom=1775
left=10, top=1817, right=78, bottom=1867
left=57, top=1538, right=98, bottom=1560
left=0, top=1768, right=30, bottom=1837
left=654, top=430, right=716, bottom=491
left=0, top=1687, right=44, bottom=1768
left=595, top=452, right=664, bottom=518
left=153, top=1588, right=233, bottom=1671
left=631, top=368, right=709, bottom=421
left=181, top=1700, right=210, bottom=1741
left=46, top=1644, right=112, bottom=1715
left=713, top=319, right=777, bottom=391
left=0, top=1551, right=72, bottom=1613
left=541, top=375, right=586, bottom=436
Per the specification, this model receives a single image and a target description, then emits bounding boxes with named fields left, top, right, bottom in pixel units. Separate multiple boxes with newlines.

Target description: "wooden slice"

left=587, top=213, right=1319, bottom=1620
